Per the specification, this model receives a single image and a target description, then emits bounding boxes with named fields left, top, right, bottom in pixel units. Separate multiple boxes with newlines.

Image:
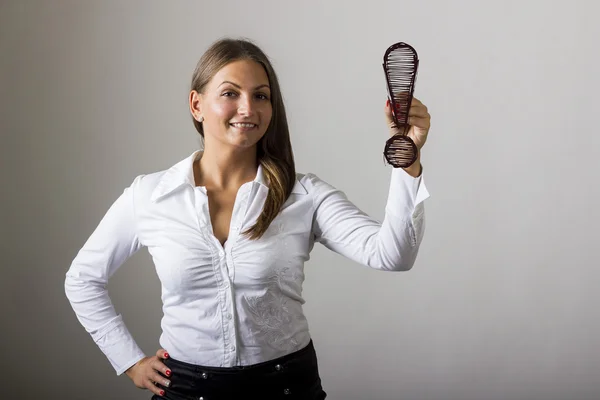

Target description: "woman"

left=65, top=38, right=431, bottom=399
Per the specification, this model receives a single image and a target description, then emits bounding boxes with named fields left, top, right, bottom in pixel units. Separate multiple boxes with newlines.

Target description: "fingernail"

left=160, top=390, right=165, bottom=396
left=386, top=99, right=390, bottom=107
left=165, top=370, right=171, bottom=376
left=164, top=352, right=169, bottom=358
left=164, top=380, right=171, bottom=387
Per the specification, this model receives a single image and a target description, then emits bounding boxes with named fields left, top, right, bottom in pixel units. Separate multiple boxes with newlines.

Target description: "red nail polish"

left=164, top=352, right=169, bottom=358
left=386, top=99, right=390, bottom=107
left=160, top=390, right=165, bottom=396
left=166, top=370, right=171, bottom=376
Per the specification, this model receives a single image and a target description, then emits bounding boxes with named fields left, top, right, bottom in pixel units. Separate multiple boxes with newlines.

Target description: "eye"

left=222, top=91, right=237, bottom=97
left=256, top=93, right=270, bottom=101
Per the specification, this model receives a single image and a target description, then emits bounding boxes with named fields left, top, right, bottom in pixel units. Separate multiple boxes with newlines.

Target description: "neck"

left=196, top=144, right=259, bottom=191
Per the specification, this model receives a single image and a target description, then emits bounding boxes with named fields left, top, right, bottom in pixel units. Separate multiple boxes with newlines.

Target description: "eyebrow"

left=218, top=81, right=270, bottom=91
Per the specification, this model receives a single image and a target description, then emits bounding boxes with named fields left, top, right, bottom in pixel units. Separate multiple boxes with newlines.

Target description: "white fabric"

left=65, top=150, right=430, bottom=375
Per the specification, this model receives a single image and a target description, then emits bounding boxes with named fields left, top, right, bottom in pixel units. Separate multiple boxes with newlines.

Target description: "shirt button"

left=201, top=372, right=208, bottom=379
left=226, top=313, right=232, bottom=320
left=283, top=388, right=291, bottom=395
left=231, top=345, right=236, bottom=351
left=275, top=364, right=282, bottom=371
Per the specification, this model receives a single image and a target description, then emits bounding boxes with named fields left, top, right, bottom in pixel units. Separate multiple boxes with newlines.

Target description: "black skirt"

left=151, top=340, right=327, bottom=400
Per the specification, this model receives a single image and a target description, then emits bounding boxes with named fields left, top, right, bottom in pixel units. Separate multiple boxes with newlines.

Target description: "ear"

left=189, top=90, right=203, bottom=122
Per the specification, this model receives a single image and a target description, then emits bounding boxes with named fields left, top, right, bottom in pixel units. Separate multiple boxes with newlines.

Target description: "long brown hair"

left=190, top=38, right=296, bottom=240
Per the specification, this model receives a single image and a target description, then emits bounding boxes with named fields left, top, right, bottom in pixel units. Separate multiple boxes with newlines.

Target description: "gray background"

left=2, top=1, right=599, bottom=399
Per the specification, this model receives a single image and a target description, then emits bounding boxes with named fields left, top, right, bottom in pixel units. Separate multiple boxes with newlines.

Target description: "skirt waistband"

left=165, top=340, right=316, bottom=375
left=153, top=340, right=326, bottom=399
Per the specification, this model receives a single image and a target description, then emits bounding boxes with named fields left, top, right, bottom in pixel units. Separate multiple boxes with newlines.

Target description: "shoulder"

left=122, top=170, right=168, bottom=207
left=295, top=172, right=340, bottom=197
left=129, top=170, right=168, bottom=195
left=127, top=151, right=199, bottom=203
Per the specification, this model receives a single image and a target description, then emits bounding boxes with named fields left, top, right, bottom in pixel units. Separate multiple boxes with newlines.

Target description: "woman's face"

left=191, top=59, right=273, bottom=150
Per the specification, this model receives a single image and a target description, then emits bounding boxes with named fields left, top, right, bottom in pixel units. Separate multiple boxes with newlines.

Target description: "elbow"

left=396, top=261, right=415, bottom=272
left=387, top=259, right=415, bottom=272
left=380, top=247, right=419, bottom=272
left=374, top=220, right=423, bottom=272
left=64, top=267, right=96, bottom=304
left=64, top=270, right=78, bottom=303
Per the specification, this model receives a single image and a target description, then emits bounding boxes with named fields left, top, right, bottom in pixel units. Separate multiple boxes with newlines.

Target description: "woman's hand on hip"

left=125, top=348, right=172, bottom=396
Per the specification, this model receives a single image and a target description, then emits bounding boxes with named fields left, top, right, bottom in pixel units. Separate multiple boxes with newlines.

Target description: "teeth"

left=231, top=123, right=256, bottom=128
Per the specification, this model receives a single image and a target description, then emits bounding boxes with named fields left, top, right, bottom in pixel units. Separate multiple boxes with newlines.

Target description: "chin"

left=228, top=132, right=265, bottom=148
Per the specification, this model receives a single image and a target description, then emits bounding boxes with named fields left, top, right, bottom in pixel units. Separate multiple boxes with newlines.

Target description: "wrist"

left=402, top=156, right=422, bottom=177
left=125, top=366, right=135, bottom=378
left=125, top=359, right=143, bottom=378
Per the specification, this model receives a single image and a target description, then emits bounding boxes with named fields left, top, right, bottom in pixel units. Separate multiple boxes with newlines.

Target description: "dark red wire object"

left=382, top=42, right=419, bottom=168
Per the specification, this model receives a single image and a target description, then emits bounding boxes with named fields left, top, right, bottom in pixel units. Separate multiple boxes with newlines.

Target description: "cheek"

left=208, top=101, right=236, bottom=121
left=262, top=106, right=273, bottom=124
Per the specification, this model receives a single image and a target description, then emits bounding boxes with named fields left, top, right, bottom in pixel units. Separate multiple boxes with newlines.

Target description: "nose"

left=237, top=95, right=255, bottom=117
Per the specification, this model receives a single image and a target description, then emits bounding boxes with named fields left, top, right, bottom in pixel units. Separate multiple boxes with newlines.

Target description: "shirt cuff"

left=93, top=315, right=147, bottom=375
left=386, top=167, right=430, bottom=218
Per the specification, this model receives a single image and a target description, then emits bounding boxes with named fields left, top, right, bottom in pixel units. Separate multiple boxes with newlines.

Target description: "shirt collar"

left=151, top=150, right=306, bottom=202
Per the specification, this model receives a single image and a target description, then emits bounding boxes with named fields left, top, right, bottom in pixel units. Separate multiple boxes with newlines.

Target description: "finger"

left=150, top=371, right=172, bottom=389
left=411, top=96, right=424, bottom=107
left=145, top=378, right=166, bottom=397
left=385, top=98, right=429, bottom=131
left=154, top=349, right=172, bottom=377
left=392, top=93, right=421, bottom=107
left=407, top=96, right=428, bottom=113
left=408, top=107, right=429, bottom=119
left=389, top=96, right=427, bottom=116
left=408, top=116, right=431, bottom=129
left=152, top=358, right=172, bottom=378
left=407, top=99, right=427, bottom=112
left=155, top=349, right=169, bottom=360
left=384, top=99, right=398, bottom=130
left=385, top=99, right=411, bottom=123
left=384, top=99, right=393, bottom=120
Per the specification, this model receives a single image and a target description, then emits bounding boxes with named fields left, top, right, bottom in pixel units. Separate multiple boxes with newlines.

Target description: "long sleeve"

left=310, top=168, right=430, bottom=271
left=65, top=175, right=146, bottom=375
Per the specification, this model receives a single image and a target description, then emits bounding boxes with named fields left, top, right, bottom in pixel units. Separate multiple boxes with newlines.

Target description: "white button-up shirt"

left=65, top=150, right=430, bottom=375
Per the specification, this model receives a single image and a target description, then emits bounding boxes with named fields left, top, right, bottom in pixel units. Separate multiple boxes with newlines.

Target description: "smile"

left=230, top=123, right=258, bottom=128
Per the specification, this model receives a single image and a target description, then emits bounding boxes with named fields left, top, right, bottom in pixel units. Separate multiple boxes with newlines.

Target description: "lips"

left=230, top=122, right=258, bottom=128
left=229, top=122, right=258, bottom=131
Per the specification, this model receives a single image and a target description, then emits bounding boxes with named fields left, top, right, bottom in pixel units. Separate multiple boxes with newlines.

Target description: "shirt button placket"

left=218, top=250, right=232, bottom=361
left=222, top=231, right=238, bottom=364
left=220, top=263, right=237, bottom=364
